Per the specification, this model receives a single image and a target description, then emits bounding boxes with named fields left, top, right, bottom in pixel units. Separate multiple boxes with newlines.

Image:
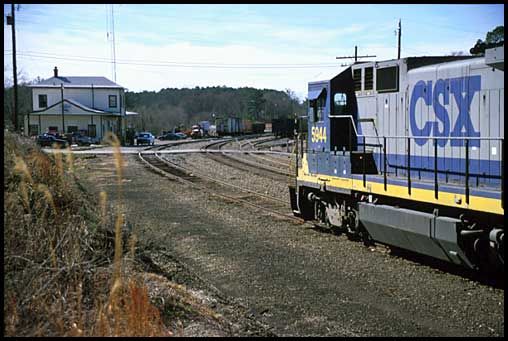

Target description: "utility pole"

left=336, top=45, right=376, bottom=63
left=397, top=19, right=402, bottom=59
left=7, top=4, right=18, bottom=132
left=61, top=84, right=65, bottom=134
left=111, top=4, right=117, bottom=82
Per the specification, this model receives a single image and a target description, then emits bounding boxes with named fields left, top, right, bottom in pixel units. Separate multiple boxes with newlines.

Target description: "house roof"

left=31, top=98, right=122, bottom=116
left=29, top=76, right=124, bottom=88
left=64, top=98, right=112, bottom=114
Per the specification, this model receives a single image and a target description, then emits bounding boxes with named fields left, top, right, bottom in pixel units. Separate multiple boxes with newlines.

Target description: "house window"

left=29, top=124, right=39, bottom=136
left=39, top=94, right=48, bottom=108
left=333, top=93, right=347, bottom=115
left=88, top=124, right=97, bottom=137
left=48, top=126, right=59, bottom=134
left=376, top=66, right=399, bottom=93
left=67, top=125, right=78, bottom=134
left=353, top=69, right=362, bottom=91
left=364, top=67, right=374, bottom=90
left=109, top=95, right=117, bottom=108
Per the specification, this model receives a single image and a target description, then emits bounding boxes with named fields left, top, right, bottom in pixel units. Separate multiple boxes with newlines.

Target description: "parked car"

left=71, top=132, right=93, bottom=146
left=37, top=134, right=69, bottom=148
left=175, top=132, right=187, bottom=139
left=136, top=132, right=155, bottom=145
left=160, top=132, right=181, bottom=140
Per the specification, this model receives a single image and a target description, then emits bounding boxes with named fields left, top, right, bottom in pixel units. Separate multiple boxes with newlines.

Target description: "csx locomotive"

left=290, top=46, right=504, bottom=271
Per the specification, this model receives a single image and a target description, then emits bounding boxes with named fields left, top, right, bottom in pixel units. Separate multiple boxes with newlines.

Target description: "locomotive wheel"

left=299, top=189, right=315, bottom=220
left=345, top=210, right=360, bottom=240
left=345, top=208, right=374, bottom=246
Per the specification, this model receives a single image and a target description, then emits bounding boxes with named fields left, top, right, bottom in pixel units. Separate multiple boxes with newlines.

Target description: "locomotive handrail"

left=327, top=115, right=360, bottom=137
left=358, top=135, right=504, bottom=140
left=303, top=135, right=503, bottom=202
left=305, top=112, right=503, bottom=202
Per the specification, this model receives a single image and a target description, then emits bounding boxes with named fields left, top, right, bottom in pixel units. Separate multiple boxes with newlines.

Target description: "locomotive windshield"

left=308, top=88, right=327, bottom=122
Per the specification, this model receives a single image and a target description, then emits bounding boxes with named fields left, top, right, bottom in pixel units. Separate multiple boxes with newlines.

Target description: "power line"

left=336, top=46, right=375, bottom=63
left=3, top=50, right=342, bottom=67
left=7, top=52, right=343, bottom=69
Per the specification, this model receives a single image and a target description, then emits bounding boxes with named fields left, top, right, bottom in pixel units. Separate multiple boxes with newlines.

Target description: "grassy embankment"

left=3, top=131, right=170, bottom=336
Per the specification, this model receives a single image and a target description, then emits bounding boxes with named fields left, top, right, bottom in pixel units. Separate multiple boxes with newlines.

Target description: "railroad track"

left=238, top=135, right=278, bottom=150
left=138, top=151, right=304, bottom=224
left=202, top=138, right=295, bottom=181
left=238, top=136, right=295, bottom=169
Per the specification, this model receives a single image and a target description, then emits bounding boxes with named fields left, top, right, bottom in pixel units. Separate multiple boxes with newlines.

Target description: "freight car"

left=272, top=118, right=295, bottom=138
left=215, top=117, right=242, bottom=136
left=252, top=122, right=266, bottom=134
left=290, top=45, right=504, bottom=272
left=242, top=119, right=254, bottom=134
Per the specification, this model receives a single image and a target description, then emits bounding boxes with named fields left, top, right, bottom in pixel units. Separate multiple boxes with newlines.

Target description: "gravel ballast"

left=76, top=148, right=504, bottom=337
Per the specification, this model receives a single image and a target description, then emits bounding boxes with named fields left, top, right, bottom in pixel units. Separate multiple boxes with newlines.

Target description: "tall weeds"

left=4, top=131, right=168, bottom=336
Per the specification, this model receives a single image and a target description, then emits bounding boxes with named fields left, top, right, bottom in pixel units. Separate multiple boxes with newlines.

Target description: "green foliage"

left=486, top=26, right=504, bottom=45
left=125, top=86, right=305, bottom=135
left=247, top=89, right=266, bottom=120
left=3, top=79, right=306, bottom=136
left=4, top=83, right=32, bottom=129
left=470, top=25, right=504, bottom=56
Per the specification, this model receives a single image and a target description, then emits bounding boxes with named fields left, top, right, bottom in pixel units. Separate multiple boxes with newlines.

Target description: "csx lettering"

left=311, top=126, right=327, bottom=143
left=409, top=75, right=481, bottom=147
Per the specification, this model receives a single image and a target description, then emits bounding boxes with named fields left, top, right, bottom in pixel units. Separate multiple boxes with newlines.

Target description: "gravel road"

left=77, top=151, right=504, bottom=337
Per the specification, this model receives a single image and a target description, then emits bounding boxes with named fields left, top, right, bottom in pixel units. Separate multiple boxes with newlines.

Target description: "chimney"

left=54, top=66, right=58, bottom=78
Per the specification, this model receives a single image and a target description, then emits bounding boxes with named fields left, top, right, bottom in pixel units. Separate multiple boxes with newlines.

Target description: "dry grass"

left=3, top=131, right=170, bottom=336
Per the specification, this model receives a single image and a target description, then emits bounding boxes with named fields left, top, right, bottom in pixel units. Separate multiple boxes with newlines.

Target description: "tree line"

left=3, top=81, right=307, bottom=134
left=124, top=86, right=307, bottom=133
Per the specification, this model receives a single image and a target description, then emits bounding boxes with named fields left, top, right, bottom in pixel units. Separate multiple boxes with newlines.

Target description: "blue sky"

left=3, top=4, right=504, bottom=100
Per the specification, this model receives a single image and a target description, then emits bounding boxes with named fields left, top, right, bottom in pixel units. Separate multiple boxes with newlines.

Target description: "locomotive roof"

left=349, top=55, right=477, bottom=70
left=406, top=56, right=486, bottom=73
left=404, top=56, right=477, bottom=70
left=307, top=55, right=481, bottom=89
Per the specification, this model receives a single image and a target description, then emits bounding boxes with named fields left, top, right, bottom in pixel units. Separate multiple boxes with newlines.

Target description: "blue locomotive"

left=290, top=46, right=504, bottom=271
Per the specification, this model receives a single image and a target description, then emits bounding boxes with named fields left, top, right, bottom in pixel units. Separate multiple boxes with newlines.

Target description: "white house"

left=24, top=67, right=137, bottom=142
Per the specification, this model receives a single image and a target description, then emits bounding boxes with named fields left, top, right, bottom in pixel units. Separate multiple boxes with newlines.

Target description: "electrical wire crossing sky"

left=3, top=3, right=504, bottom=101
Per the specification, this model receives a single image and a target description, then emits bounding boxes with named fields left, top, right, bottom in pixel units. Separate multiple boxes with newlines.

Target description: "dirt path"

left=76, top=153, right=504, bottom=337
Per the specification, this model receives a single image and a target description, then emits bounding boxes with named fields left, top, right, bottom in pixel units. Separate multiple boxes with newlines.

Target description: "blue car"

left=37, top=133, right=69, bottom=148
left=136, top=132, right=155, bottom=146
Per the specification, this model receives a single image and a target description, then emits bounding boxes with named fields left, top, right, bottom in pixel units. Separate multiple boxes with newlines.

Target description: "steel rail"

left=138, top=151, right=303, bottom=224
left=156, top=153, right=288, bottom=205
left=202, top=138, right=294, bottom=178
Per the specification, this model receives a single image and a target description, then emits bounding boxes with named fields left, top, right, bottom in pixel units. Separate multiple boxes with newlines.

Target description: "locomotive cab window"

left=333, top=92, right=347, bottom=115
left=376, top=65, right=399, bottom=93
left=309, top=89, right=326, bottom=122
left=364, top=67, right=374, bottom=91
left=353, top=69, right=362, bottom=91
